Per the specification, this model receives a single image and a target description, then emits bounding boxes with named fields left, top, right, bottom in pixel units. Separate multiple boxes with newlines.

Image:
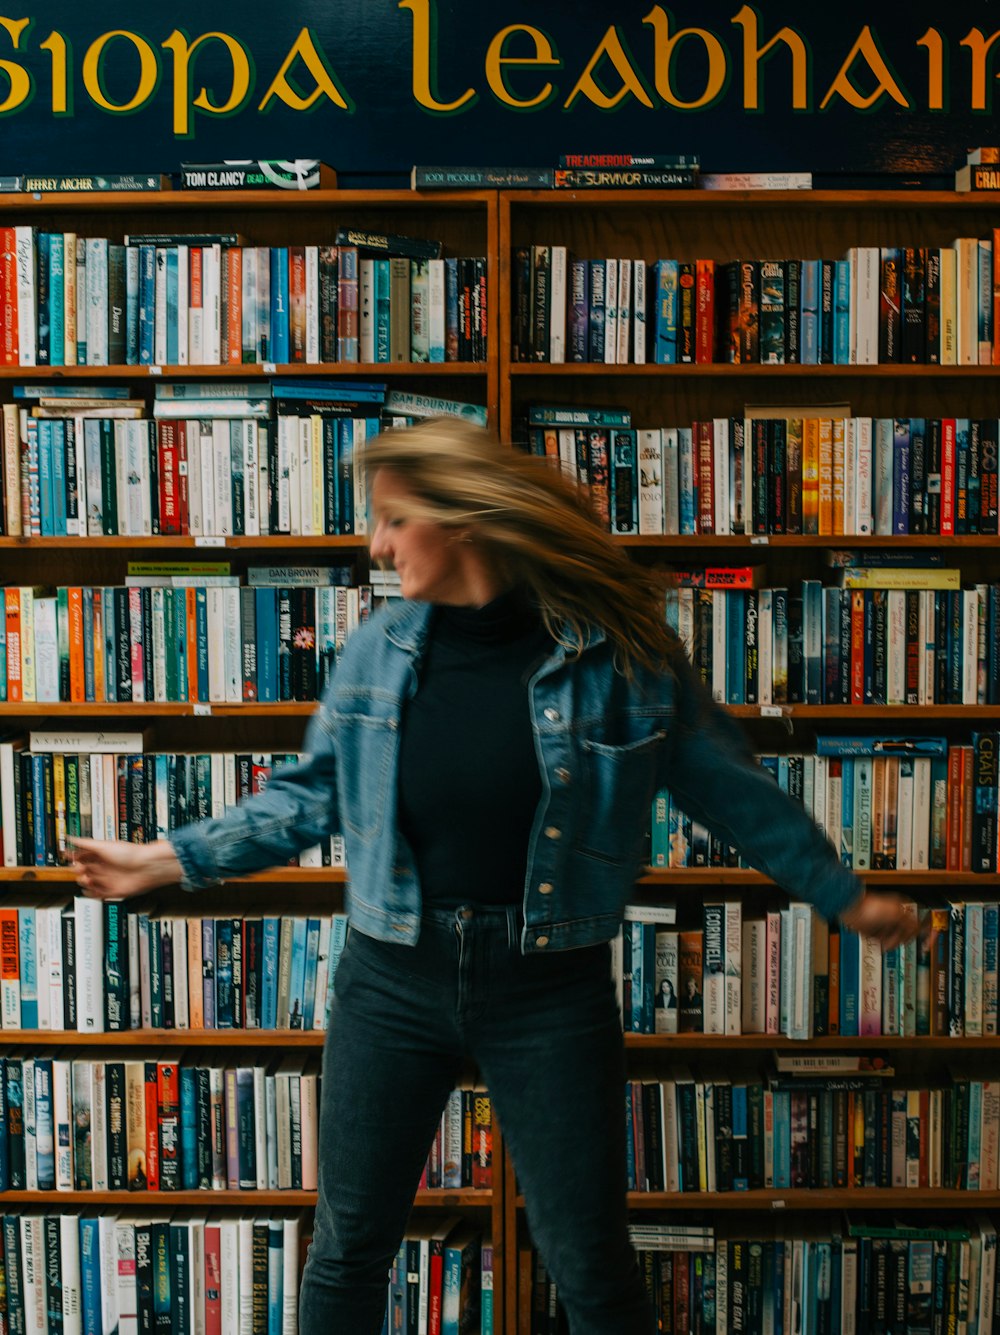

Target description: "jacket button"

left=555, top=767, right=571, bottom=784
left=544, top=826, right=561, bottom=840
left=535, top=936, right=550, bottom=948
left=538, top=882, right=553, bottom=895
left=543, top=707, right=560, bottom=722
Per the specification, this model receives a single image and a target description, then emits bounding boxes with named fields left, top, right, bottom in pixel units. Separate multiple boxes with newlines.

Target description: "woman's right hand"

left=70, top=838, right=185, bottom=900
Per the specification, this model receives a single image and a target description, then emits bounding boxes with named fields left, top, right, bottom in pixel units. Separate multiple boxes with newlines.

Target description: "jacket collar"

left=380, top=598, right=607, bottom=657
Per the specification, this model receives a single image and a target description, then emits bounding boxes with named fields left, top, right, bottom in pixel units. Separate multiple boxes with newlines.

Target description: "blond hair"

left=364, top=418, right=681, bottom=679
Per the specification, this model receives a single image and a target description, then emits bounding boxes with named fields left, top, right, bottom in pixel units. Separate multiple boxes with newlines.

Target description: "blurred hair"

left=364, top=417, right=682, bottom=679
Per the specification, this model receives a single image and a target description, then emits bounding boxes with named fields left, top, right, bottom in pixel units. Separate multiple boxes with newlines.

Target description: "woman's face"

left=369, top=468, right=472, bottom=605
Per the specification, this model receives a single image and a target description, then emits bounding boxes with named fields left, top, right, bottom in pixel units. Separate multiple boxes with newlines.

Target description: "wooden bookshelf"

left=0, top=1187, right=494, bottom=1208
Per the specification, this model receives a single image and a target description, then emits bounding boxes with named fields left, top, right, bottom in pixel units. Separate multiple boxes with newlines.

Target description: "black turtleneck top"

left=397, top=587, right=553, bottom=907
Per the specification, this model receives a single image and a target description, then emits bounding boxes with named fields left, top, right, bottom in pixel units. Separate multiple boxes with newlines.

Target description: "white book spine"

left=549, top=245, right=567, bottom=364
left=205, top=244, right=222, bottom=364
left=74, top=896, right=104, bottom=1032
left=887, top=589, right=906, bottom=705
left=724, top=898, right=741, bottom=1035
left=212, top=419, right=233, bottom=537
left=15, top=226, right=36, bottom=365
left=223, top=587, right=241, bottom=703
left=633, top=259, right=646, bottom=365
left=855, top=416, right=873, bottom=535
left=963, top=587, right=979, bottom=704
left=177, top=245, right=189, bottom=365
left=358, top=258, right=376, bottom=363
left=61, top=1214, right=83, bottom=1335
left=243, top=421, right=260, bottom=537
left=207, top=588, right=226, bottom=702
left=198, top=420, right=216, bottom=537
left=637, top=429, right=664, bottom=535
left=616, top=257, right=631, bottom=364
left=427, top=257, right=446, bottom=362
left=305, top=245, right=320, bottom=363
left=742, top=917, right=766, bottom=1033
left=604, top=257, right=618, bottom=364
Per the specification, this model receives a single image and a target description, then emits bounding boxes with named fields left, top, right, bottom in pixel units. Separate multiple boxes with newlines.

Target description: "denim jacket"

left=171, top=599, right=861, bottom=953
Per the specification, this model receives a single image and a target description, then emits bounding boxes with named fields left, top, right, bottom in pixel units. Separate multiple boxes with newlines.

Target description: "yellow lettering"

left=162, top=29, right=252, bottom=137
left=563, top=26, right=654, bottom=110
left=960, top=27, right=1000, bottom=112
left=917, top=28, right=946, bottom=111
left=82, top=30, right=159, bottom=114
left=731, top=5, right=808, bottom=111
left=820, top=27, right=910, bottom=110
left=642, top=7, right=728, bottom=110
left=39, top=31, right=70, bottom=115
left=485, top=24, right=560, bottom=109
left=258, top=27, right=352, bottom=113
left=0, top=17, right=32, bottom=116
left=399, top=0, right=476, bottom=114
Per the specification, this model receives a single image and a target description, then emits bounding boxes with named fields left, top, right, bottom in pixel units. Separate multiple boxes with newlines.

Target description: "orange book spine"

left=92, top=592, right=105, bottom=703
left=187, top=916, right=204, bottom=1029
left=817, top=417, right=834, bottom=535
left=68, top=586, right=85, bottom=703
left=831, top=418, right=846, bottom=535
left=695, top=258, right=715, bottom=364
left=801, top=418, right=819, bottom=535
left=0, top=907, right=20, bottom=1025
left=5, top=586, right=22, bottom=702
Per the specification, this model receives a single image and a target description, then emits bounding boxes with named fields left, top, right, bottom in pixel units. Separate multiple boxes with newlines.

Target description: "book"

left=552, top=168, right=697, bottom=189
left=22, top=174, right=169, bottom=193
left=179, top=161, right=336, bottom=190
left=700, top=173, right=812, bottom=190
left=411, top=166, right=553, bottom=189
left=334, top=228, right=442, bottom=260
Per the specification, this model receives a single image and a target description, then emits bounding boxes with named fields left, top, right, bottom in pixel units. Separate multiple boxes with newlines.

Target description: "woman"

left=73, top=418, right=916, bottom=1334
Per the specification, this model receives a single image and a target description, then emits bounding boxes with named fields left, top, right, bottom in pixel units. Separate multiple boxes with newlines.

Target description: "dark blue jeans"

left=298, top=904, right=655, bottom=1334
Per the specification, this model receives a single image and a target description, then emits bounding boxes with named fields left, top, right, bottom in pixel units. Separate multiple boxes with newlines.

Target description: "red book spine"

left=289, top=248, right=306, bottom=363
left=158, top=422, right=179, bottom=535
left=157, top=1060, right=180, bottom=1190
left=1, top=228, right=17, bottom=365
left=174, top=420, right=190, bottom=534
left=144, top=1060, right=160, bottom=1191
left=940, top=418, right=956, bottom=535
left=695, top=258, right=715, bottom=363
left=850, top=590, right=865, bottom=705
left=204, top=1225, right=222, bottom=1335
left=472, top=1090, right=492, bottom=1191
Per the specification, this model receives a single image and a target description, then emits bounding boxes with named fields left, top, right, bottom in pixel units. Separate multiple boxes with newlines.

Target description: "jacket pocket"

left=578, top=731, right=666, bottom=863
left=331, top=709, right=398, bottom=841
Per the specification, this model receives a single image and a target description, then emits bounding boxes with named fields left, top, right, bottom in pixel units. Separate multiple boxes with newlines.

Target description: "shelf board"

left=0, top=1029, right=328, bottom=1046
left=516, top=1188, right=1000, bottom=1210
left=0, top=1187, right=493, bottom=1207
left=0, top=702, right=317, bottom=716
left=0, top=867, right=345, bottom=884
left=506, top=188, right=1000, bottom=209
left=510, top=362, right=1000, bottom=378
left=614, top=533, right=998, bottom=548
left=0, top=535, right=368, bottom=550
left=0, top=362, right=486, bottom=380
left=726, top=705, right=1000, bottom=720
left=3, top=188, right=495, bottom=213
left=635, top=868, right=996, bottom=886
left=624, top=1033, right=1000, bottom=1051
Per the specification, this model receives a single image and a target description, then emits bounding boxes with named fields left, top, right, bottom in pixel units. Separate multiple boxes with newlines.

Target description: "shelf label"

left=263, top=361, right=277, bottom=375
left=760, top=705, right=784, bottom=718
left=194, top=536, right=225, bottom=547
left=771, top=1199, right=786, bottom=1210
left=193, top=703, right=212, bottom=717
left=149, top=364, right=162, bottom=375
left=750, top=535, right=769, bottom=545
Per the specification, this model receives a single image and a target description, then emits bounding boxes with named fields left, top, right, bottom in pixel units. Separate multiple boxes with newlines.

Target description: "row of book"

left=654, top=734, right=1000, bottom=877
left=0, top=900, right=351, bottom=1035
left=0, top=579, right=372, bottom=706
left=513, top=241, right=1000, bottom=366
left=621, top=898, right=997, bottom=1041
left=0, top=1211, right=304, bottom=1335
left=0, top=229, right=489, bottom=366
left=0, top=1053, right=491, bottom=1196
left=527, top=1215, right=1000, bottom=1335
left=666, top=574, right=1000, bottom=708
left=525, top=405, right=1000, bottom=537
left=383, top=1220, right=492, bottom=1335
left=0, top=381, right=489, bottom=539
left=622, top=1069, right=1000, bottom=1195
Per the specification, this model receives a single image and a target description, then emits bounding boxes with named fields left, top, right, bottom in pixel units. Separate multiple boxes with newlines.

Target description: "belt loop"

left=506, top=905, right=517, bottom=950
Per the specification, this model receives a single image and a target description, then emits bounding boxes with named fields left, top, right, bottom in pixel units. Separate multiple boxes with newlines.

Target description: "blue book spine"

left=81, top=586, right=95, bottom=702
left=37, top=231, right=51, bottom=364
left=375, top=258, right=392, bottom=362
left=650, top=790, right=670, bottom=868
left=79, top=1217, right=103, bottom=1335
left=31, top=756, right=47, bottom=866
left=839, top=927, right=860, bottom=1036
left=215, top=918, right=234, bottom=1028
left=979, top=240, right=993, bottom=356
left=138, top=245, right=155, bottom=365
left=624, top=1084, right=636, bottom=1188
left=892, top=419, right=911, bottom=535
left=653, top=260, right=678, bottom=365
left=49, top=232, right=65, bottom=366
left=955, top=418, right=971, bottom=535
left=37, top=418, right=54, bottom=536
left=18, top=907, right=37, bottom=1028
left=0, top=1056, right=7, bottom=1189
left=588, top=259, right=606, bottom=362
left=727, top=590, right=747, bottom=704
left=834, top=260, right=851, bottom=364
left=33, top=1058, right=54, bottom=1189
left=201, top=919, right=216, bottom=1028
left=288, top=917, right=307, bottom=1029
left=51, top=420, right=67, bottom=536
left=271, top=247, right=290, bottom=364
left=337, top=419, right=355, bottom=533
left=165, top=247, right=179, bottom=365
left=678, top=427, right=695, bottom=534
left=629, top=920, right=645, bottom=1032
left=984, top=904, right=999, bottom=1034
left=195, top=587, right=209, bottom=702
left=325, top=914, right=348, bottom=1026
left=338, top=247, right=359, bottom=361
left=255, top=587, right=279, bottom=703
left=301, top=917, right=321, bottom=1030
left=180, top=1066, right=197, bottom=1188
left=568, top=259, right=589, bottom=362
left=267, top=1219, right=283, bottom=1335
left=772, top=1089, right=791, bottom=1189
left=800, top=259, right=820, bottom=364
left=261, top=917, right=279, bottom=1030
left=731, top=1084, right=749, bottom=1189
left=125, top=245, right=140, bottom=364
